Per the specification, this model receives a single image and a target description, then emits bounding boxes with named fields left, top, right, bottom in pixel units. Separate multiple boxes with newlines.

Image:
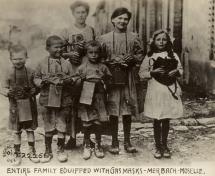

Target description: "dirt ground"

left=0, top=95, right=215, bottom=167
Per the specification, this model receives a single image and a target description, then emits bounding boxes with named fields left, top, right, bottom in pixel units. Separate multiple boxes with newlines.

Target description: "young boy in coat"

left=77, top=41, right=112, bottom=160
left=1, top=44, right=39, bottom=165
left=34, top=35, right=76, bottom=163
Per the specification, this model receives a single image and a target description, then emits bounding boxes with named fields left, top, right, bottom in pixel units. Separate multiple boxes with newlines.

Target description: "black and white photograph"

left=0, top=0, right=214, bottom=175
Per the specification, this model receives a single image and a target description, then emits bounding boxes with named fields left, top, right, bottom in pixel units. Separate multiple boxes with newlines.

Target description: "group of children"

left=1, top=4, right=183, bottom=166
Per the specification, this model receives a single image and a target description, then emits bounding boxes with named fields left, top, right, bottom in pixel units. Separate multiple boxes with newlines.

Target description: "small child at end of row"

left=139, top=29, right=183, bottom=159
left=77, top=41, right=112, bottom=160
left=1, top=45, right=39, bottom=166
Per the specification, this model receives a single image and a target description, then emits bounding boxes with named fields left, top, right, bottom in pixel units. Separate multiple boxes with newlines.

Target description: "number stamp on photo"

left=2, top=144, right=16, bottom=164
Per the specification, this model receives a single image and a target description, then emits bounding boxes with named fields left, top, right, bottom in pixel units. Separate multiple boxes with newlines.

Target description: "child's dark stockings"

left=153, top=119, right=170, bottom=149
left=45, top=135, right=53, bottom=154
left=83, top=126, right=91, bottom=146
left=94, top=124, right=102, bottom=144
left=123, top=115, right=132, bottom=144
left=109, top=115, right=119, bottom=146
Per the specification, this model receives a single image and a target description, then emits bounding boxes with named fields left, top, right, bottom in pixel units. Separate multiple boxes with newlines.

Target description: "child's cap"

left=46, top=35, right=64, bottom=48
left=70, top=1, right=90, bottom=14
left=9, top=44, right=28, bottom=59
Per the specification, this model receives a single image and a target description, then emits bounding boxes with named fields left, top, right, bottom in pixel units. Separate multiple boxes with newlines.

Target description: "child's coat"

left=77, top=60, right=112, bottom=124
left=34, top=57, right=74, bottom=133
left=1, top=66, right=38, bottom=132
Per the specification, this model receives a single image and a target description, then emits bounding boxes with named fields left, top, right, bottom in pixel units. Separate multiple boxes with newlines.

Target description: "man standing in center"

left=98, top=7, right=143, bottom=154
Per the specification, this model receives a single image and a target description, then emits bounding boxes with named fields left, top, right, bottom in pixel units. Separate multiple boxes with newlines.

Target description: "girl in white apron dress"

left=139, top=29, right=183, bottom=159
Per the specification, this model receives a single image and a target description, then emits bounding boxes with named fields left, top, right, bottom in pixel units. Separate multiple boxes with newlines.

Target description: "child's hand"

left=15, top=88, right=25, bottom=99
left=62, top=51, right=79, bottom=59
left=66, top=51, right=81, bottom=65
left=75, top=41, right=85, bottom=50
left=62, top=78, right=74, bottom=85
left=150, top=68, right=165, bottom=77
left=78, top=73, right=86, bottom=80
left=70, top=58, right=81, bottom=65
left=62, top=51, right=81, bottom=64
left=168, top=69, right=180, bottom=77
left=30, top=87, right=38, bottom=96
left=62, top=51, right=79, bottom=58
left=123, top=54, right=134, bottom=63
left=7, top=89, right=15, bottom=98
left=67, top=73, right=86, bottom=84
left=41, top=78, right=50, bottom=87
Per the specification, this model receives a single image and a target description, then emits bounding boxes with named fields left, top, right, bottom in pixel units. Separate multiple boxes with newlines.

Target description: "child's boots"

left=162, top=146, right=171, bottom=158
left=124, top=129, right=137, bottom=153
left=94, top=140, right=104, bottom=158
left=162, top=138, right=171, bottom=158
left=83, top=139, right=92, bottom=160
left=57, top=138, right=68, bottom=162
left=109, top=140, right=119, bottom=155
left=154, top=132, right=162, bottom=159
left=28, top=142, right=40, bottom=163
left=65, top=137, right=76, bottom=149
left=13, top=144, right=21, bottom=166
left=124, top=140, right=137, bottom=153
left=162, top=122, right=171, bottom=158
left=123, top=116, right=137, bottom=153
left=40, top=136, right=53, bottom=163
left=154, top=143, right=162, bottom=159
